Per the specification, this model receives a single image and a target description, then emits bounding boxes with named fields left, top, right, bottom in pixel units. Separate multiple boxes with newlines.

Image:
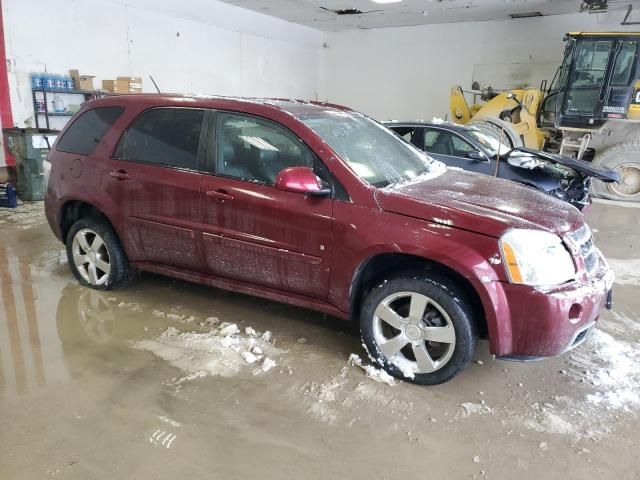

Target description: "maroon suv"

left=45, top=94, right=614, bottom=384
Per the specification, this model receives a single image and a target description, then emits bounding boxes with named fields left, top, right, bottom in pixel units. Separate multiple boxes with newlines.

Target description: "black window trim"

left=205, top=109, right=351, bottom=202
left=111, top=106, right=209, bottom=173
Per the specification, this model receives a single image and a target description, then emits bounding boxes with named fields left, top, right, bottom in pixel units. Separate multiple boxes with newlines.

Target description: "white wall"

left=1, top=0, right=323, bottom=138
left=319, top=9, right=640, bottom=121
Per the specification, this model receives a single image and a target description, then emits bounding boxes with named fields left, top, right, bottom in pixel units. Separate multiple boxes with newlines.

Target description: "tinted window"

left=424, top=130, right=475, bottom=157
left=570, top=40, right=612, bottom=87
left=564, top=40, right=612, bottom=115
left=56, top=107, right=124, bottom=155
left=611, top=41, right=637, bottom=85
left=118, top=108, right=204, bottom=170
left=424, top=130, right=454, bottom=155
left=451, top=135, right=475, bottom=155
left=217, top=113, right=314, bottom=184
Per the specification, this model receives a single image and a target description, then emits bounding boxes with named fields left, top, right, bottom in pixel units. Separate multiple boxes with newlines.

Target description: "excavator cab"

left=540, top=33, right=640, bottom=129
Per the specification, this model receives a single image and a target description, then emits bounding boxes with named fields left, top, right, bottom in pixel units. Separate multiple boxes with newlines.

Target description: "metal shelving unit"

left=31, top=87, right=97, bottom=130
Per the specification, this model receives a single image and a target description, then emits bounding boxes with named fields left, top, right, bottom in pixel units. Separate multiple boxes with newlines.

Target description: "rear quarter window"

left=56, top=107, right=124, bottom=155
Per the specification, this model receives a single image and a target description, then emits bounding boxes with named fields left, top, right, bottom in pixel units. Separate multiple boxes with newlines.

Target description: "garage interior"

left=1, top=0, right=640, bottom=479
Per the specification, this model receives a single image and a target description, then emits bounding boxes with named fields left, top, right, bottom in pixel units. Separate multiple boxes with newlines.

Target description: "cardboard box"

left=69, top=69, right=95, bottom=91
left=102, top=77, right=143, bottom=94
left=101, top=79, right=129, bottom=93
left=118, top=76, right=143, bottom=93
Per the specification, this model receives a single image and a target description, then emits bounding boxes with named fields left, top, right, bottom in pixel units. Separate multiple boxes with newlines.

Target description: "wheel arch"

left=348, top=252, right=495, bottom=340
left=59, top=200, right=118, bottom=242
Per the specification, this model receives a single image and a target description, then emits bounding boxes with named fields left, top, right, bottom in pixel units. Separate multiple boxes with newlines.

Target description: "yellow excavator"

left=450, top=32, right=640, bottom=202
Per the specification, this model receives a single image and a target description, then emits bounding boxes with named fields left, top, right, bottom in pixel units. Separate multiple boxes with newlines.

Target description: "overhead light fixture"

left=509, top=11, right=543, bottom=18
left=580, top=0, right=608, bottom=13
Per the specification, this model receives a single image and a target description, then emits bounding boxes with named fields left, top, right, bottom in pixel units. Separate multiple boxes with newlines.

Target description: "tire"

left=66, top=217, right=136, bottom=290
left=360, top=275, right=477, bottom=385
left=591, top=141, right=640, bottom=202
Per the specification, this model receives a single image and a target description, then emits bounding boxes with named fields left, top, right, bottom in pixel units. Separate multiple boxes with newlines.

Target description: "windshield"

left=467, top=126, right=511, bottom=156
left=293, top=110, right=444, bottom=188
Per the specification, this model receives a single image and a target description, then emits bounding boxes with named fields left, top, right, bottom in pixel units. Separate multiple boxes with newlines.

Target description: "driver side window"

left=217, top=113, right=314, bottom=185
left=423, top=129, right=475, bottom=157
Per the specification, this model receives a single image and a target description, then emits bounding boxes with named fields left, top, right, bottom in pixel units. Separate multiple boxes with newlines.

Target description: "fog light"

left=569, top=304, right=582, bottom=322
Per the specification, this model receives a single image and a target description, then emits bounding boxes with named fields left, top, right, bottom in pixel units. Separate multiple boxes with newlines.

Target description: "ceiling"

left=218, top=0, right=593, bottom=31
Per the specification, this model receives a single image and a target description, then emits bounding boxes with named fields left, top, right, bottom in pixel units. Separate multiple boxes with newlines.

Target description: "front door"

left=422, top=128, right=493, bottom=175
left=200, top=111, right=333, bottom=299
left=104, top=107, right=207, bottom=271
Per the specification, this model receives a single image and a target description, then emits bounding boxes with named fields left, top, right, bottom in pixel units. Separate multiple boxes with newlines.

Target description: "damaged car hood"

left=375, top=168, right=584, bottom=238
left=509, top=148, right=620, bottom=182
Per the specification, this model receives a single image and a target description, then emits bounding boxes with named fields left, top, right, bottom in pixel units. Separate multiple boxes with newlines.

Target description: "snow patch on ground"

left=298, top=362, right=414, bottom=425
left=512, top=318, right=640, bottom=439
left=607, top=259, right=640, bottom=286
left=133, top=323, right=282, bottom=380
left=456, top=402, right=493, bottom=419
left=581, top=329, right=640, bottom=410
left=520, top=408, right=577, bottom=436
left=348, top=353, right=396, bottom=386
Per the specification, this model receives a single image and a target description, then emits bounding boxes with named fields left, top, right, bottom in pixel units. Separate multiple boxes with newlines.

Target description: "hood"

left=510, top=148, right=620, bottom=182
left=375, top=169, right=584, bottom=238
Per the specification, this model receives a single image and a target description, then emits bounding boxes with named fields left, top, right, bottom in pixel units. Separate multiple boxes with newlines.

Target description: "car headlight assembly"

left=500, top=229, right=576, bottom=287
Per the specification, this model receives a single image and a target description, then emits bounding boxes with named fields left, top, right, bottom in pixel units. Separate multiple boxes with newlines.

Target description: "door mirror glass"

left=466, top=151, right=486, bottom=161
left=275, top=167, right=331, bottom=196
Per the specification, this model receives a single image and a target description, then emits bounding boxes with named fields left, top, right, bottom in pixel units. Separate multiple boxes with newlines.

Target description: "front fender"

left=330, top=203, right=515, bottom=355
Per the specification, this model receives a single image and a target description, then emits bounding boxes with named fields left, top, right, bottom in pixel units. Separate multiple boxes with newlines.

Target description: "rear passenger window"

left=56, top=107, right=124, bottom=155
left=117, top=108, right=204, bottom=170
left=217, top=113, right=314, bottom=185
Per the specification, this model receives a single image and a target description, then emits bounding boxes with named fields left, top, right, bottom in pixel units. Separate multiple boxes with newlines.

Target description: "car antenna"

left=149, top=75, right=161, bottom=93
left=494, top=125, right=504, bottom=177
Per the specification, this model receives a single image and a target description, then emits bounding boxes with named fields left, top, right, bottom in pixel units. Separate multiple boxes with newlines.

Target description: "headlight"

left=500, top=229, right=575, bottom=286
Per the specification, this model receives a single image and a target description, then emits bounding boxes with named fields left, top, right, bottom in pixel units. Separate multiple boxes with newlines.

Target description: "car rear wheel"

left=360, top=275, right=477, bottom=385
left=66, top=217, right=135, bottom=290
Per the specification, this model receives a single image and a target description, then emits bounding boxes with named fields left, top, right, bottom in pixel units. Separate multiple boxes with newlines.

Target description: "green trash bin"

left=3, top=128, right=57, bottom=201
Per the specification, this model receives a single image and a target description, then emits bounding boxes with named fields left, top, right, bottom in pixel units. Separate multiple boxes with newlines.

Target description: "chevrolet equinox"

left=45, top=95, right=614, bottom=384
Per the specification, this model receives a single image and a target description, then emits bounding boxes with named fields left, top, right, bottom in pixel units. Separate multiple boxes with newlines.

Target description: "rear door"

left=200, top=111, right=334, bottom=299
left=104, top=107, right=207, bottom=271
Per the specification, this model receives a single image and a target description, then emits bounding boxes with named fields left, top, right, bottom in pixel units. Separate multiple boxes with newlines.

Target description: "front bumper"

left=494, top=256, right=613, bottom=359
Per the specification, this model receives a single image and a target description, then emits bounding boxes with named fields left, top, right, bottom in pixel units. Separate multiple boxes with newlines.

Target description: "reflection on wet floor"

left=1, top=201, right=640, bottom=480
left=0, top=244, right=46, bottom=396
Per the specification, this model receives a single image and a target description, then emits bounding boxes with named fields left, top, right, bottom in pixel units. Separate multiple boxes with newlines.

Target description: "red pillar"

left=0, top=0, right=15, bottom=167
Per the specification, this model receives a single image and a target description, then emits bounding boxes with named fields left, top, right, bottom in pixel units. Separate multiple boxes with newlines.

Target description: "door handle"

left=206, top=190, right=234, bottom=201
left=109, top=169, right=131, bottom=181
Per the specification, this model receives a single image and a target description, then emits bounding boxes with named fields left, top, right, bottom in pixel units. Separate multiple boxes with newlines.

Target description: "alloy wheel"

left=372, top=291, right=456, bottom=376
left=72, top=228, right=111, bottom=286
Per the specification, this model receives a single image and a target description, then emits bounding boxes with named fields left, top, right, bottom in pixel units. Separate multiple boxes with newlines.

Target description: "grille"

left=567, top=224, right=599, bottom=276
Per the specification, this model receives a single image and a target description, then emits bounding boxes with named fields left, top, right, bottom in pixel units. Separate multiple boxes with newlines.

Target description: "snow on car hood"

left=375, top=168, right=585, bottom=238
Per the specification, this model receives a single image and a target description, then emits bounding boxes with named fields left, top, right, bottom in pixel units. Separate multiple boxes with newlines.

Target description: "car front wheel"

left=360, top=275, right=477, bottom=385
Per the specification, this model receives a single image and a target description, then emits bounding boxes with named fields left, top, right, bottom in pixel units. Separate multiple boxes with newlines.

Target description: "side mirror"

left=466, top=151, right=486, bottom=161
left=275, top=166, right=331, bottom=197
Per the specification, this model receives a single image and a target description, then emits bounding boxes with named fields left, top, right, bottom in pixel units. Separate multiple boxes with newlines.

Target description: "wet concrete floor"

left=0, top=200, right=639, bottom=479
